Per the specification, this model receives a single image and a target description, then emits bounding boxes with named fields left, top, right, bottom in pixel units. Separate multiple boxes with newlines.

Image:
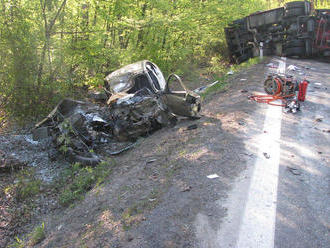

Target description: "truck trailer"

left=225, top=1, right=330, bottom=63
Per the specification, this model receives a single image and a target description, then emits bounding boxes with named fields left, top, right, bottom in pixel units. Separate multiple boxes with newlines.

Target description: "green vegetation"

left=0, top=0, right=270, bottom=123
left=1, top=1, right=328, bottom=123
left=10, top=223, right=45, bottom=248
left=4, top=168, right=41, bottom=201
left=28, top=222, right=46, bottom=246
left=58, top=161, right=114, bottom=206
left=122, top=189, right=160, bottom=230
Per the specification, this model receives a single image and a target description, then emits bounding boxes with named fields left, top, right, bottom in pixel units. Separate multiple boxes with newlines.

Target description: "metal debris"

left=33, top=61, right=202, bottom=166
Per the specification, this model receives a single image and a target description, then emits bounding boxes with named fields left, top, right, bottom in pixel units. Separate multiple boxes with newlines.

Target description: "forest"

left=0, top=0, right=329, bottom=122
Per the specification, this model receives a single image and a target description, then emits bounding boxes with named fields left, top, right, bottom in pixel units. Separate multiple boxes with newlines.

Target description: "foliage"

left=0, top=0, right=269, bottom=123
left=9, top=222, right=45, bottom=247
left=4, top=168, right=42, bottom=201
left=28, top=222, right=46, bottom=246
left=59, top=161, right=114, bottom=206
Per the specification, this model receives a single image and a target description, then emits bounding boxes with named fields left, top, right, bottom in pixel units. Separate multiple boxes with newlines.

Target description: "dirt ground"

left=2, top=56, right=327, bottom=248
left=0, top=59, right=268, bottom=248
left=33, top=60, right=270, bottom=248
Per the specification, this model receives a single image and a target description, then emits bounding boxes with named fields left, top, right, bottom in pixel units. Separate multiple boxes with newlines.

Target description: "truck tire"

left=285, top=1, right=305, bottom=9
left=305, top=39, right=312, bottom=57
left=285, top=39, right=305, bottom=48
left=284, top=47, right=305, bottom=57
left=285, top=7, right=305, bottom=17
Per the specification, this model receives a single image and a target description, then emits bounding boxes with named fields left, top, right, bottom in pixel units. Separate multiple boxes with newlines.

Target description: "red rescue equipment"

left=298, top=80, right=309, bottom=102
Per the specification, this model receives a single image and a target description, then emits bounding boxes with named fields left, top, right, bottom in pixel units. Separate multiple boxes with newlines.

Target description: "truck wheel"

left=305, top=39, right=312, bottom=57
left=284, top=47, right=305, bottom=57
left=285, top=39, right=305, bottom=48
left=285, top=7, right=305, bottom=17
left=285, top=1, right=305, bottom=9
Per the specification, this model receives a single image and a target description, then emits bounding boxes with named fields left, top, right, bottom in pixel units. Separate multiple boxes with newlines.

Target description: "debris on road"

left=227, top=70, right=234, bottom=75
left=186, top=124, right=198, bottom=131
left=181, top=185, right=192, bottom=192
left=207, top=174, right=219, bottom=179
left=287, top=166, right=302, bottom=176
left=266, top=63, right=278, bottom=69
left=315, top=115, right=324, bottom=122
left=194, top=81, right=219, bottom=94
left=238, top=120, right=246, bottom=126
left=263, top=152, right=270, bottom=159
left=146, top=158, right=157, bottom=164
left=287, top=65, right=299, bottom=71
left=33, top=61, right=201, bottom=166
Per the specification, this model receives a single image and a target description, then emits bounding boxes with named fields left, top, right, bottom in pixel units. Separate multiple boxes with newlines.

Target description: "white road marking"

left=235, top=57, right=286, bottom=248
left=236, top=105, right=282, bottom=248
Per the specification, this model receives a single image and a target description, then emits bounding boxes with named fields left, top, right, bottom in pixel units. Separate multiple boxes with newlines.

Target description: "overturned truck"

left=225, top=1, right=330, bottom=63
left=33, top=61, right=201, bottom=166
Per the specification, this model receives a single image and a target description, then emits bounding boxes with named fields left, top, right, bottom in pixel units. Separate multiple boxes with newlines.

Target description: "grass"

left=28, top=222, right=45, bottom=246
left=121, top=189, right=160, bottom=230
left=200, top=57, right=263, bottom=99
left=58, top=160, right=115, bottom=207
left=4, top=168, right=41, bottom=202
left=9, top=222, right=45, bottom=248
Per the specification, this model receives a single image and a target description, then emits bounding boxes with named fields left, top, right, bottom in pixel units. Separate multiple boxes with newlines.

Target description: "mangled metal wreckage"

left=33, top=60, right=201, bottom=166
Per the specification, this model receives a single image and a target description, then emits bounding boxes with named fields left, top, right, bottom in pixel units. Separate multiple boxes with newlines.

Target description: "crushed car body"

left=33, top=60, right=201, bottom=166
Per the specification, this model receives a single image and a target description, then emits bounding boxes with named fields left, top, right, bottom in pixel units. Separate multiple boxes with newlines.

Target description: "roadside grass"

left=10, top=222, right=45, bottom=248
left=28, top=222, right=45, bottom=246
left=201, top=57, right=263, bottom=99
left=121, top=189, right=160, bottom=230
left=58, top=160, right=115, bottom=207
left=3, top=168, right=41, bottom=202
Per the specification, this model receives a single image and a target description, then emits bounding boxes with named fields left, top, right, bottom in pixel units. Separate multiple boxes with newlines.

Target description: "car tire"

left=284, top=46, right=305, bottom=57
left=285, top=7, right=305, bottom=17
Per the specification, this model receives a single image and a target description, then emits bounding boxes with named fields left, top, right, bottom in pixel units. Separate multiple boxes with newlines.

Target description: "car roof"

left=105, top=60, right=149, bottom=94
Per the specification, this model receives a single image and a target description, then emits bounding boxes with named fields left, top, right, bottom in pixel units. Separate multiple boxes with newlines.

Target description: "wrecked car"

left=33, top=60, right=201, bottom=166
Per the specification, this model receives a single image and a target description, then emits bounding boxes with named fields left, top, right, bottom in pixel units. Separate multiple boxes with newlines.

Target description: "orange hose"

left=249, top=94, right=295, bottom=106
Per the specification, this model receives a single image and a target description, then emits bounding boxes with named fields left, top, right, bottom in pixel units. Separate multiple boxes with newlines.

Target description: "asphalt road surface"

left=216, top=57, right=329, bottom=248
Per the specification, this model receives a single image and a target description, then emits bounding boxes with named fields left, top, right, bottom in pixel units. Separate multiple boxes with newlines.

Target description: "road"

left=216, top=57, right=330, bottom=248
